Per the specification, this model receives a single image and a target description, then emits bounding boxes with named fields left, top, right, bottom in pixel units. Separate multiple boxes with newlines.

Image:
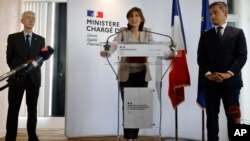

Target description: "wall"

left=235, top=0, right=250, bottom=124
left=66, top=0, right=145, bottom=137
left=0, top=0, right=21, bottom=137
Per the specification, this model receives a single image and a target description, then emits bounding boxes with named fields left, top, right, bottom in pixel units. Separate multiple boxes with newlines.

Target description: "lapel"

left=126, top=30, right=145, bottom=42
left=209, top=28, right=219, bottom=50
left=139, top=30, right=146, bottom=42
left=19, top=32, right=26, bottom=47
left=30, top=33, right=39, bottom=55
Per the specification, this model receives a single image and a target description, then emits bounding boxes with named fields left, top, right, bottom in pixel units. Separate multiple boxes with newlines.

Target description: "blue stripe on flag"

left=171, top=0, right=187, bottom=52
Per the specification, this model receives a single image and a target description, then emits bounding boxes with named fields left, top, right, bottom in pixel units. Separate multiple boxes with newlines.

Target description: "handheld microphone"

left=25, top=56, right=43, bottom=73
left=229, top=105, right=241, bottom=124
left=39, top=46, right=54, bottom=60
left=25, top=46, right=54, bottom=73
left=0, top=46, right=54, bottom=91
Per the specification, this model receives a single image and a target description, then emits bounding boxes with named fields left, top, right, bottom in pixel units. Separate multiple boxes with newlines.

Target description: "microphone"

left=25, top=56, right=43, bottom=73
left=141, top=29, right=177, bottom=57
left=39, top=46, right=54, bottom=60
left=25, top=46, right=54, bottom=73
left=0, top=64, right=28, bottom=82
left=0, top=46, right=54, bottom=91
left=103, top=29, right=124, bottom=51
left=229, top=105, right=241, bottom=124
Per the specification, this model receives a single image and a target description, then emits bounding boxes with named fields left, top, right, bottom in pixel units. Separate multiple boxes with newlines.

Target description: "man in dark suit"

left=5, top=11, right=45, bottom=141
left=197, top=1, right=247, bottom=141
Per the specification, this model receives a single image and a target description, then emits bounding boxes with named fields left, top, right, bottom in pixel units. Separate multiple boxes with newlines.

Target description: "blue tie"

left=26, top=34, right=31, bottom=48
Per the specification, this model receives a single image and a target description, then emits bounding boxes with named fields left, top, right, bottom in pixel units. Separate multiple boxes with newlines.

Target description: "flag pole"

left=170, top=0, right=190, bottom=140
left=175, top=107, right=178, bottom=141
left=199, top=1, right=212, bottom=141
left=159, top=80, right=163, bottom=140
left=202, top=109, right=205, bottom=141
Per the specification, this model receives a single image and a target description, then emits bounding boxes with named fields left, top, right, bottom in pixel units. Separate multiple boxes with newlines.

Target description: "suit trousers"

left=119, top=69, right=148, bottom=139
left=5, top=75, right=40, bottom=141
left=205, top=85, right=241, bottom=141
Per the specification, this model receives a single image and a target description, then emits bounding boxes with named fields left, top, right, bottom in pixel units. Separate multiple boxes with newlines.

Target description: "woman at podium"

left=100, top=7, right=153, bottom=141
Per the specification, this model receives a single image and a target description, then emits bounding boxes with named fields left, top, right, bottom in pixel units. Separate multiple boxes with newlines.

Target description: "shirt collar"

left=214, top=23, right=227, bottom=31
left=23, top=31, right=33, bottom=38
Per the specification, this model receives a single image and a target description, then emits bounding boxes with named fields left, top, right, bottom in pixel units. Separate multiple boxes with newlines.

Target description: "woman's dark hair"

left=126, top=7, right=145, bottom=31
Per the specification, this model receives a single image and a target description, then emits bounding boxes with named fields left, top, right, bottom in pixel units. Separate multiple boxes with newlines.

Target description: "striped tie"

left=217, top=26, right=223, bottom=39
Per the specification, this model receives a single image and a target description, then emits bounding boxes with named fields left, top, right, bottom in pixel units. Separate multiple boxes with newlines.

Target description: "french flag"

left=168, top=0, right=190, bottom=108
left=87, top=10, right=94, bottom=17
left=96, top=11, right=103, bottom=18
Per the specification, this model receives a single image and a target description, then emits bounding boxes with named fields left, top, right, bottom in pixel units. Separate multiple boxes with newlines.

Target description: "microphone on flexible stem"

left=103, top=30, right=124, bottom=51
left=229, top=105, right=241, bottom=124
left=141, top=29, right=177, bottom=57
left=103, top=30, right=124, bottom=79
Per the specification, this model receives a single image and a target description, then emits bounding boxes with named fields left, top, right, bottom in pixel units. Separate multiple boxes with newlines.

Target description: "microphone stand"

left=103, top=31, right=120, bottom=80
left=103, top=30, right=122, bottom=141
left=0, top=64, right=28, bottom=82
left=0, top=59, right=44, bottom=92
left=0, top=64, right=28, bottom=91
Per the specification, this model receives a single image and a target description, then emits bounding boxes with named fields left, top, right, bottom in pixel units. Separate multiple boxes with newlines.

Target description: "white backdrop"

left=66, top=0, right=232, bottom=140
left=66, top=0, right=144, bottom=137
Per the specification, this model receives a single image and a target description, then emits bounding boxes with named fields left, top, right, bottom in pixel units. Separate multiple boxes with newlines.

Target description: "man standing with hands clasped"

left=5, top=11, right=45, bottom=141
left=197, top=1, right=247, bottom=141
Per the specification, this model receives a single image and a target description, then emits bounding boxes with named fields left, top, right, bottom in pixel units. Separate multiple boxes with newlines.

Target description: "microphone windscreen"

left=103, top=44, right=110, bottom=51
left=229, top=105, right=241, bottom=120
left=39, top=46, right=54, bottom=60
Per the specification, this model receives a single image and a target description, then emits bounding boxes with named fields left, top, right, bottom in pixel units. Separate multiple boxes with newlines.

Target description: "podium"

left=124, top=87, right=155, bottom=129
left=101, top=41, right=173, bottom=141
left=117, top=41, right=170, bottom=57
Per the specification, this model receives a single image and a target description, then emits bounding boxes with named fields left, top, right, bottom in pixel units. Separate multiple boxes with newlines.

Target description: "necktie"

left=217, top=26, right=223, bottom=39
left=26, top=34, right=31, bottom=48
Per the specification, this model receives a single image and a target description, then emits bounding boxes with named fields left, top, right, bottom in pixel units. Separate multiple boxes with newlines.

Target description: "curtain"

left=20, top=1, right=53, bottom=117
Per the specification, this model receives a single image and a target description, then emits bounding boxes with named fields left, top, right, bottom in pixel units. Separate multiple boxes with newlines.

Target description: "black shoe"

left=28, top=136, right=39, bottom=141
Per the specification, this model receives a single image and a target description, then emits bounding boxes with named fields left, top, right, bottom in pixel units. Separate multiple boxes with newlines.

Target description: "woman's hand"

left=100, top=51, right=109, bottom=57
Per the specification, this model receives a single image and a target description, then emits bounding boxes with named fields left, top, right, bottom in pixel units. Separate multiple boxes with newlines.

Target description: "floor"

left=0, top=128, right=195, bottom=141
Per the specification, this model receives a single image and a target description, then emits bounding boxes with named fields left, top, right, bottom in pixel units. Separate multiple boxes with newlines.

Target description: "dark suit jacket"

left=197, top=25, right=247, bottom=88
left=7, top=31, right=45, bottom=87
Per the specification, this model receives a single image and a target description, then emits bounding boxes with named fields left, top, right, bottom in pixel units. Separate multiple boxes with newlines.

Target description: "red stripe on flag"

left=168, top=50, right=190, bottom=108
left=96, top=11, right=103, bottom=18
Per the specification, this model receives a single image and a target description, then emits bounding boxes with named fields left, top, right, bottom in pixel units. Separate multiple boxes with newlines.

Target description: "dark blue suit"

left=197, top=25, right=247, bottom=141
left=6, top=31, right=45, bottom=141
